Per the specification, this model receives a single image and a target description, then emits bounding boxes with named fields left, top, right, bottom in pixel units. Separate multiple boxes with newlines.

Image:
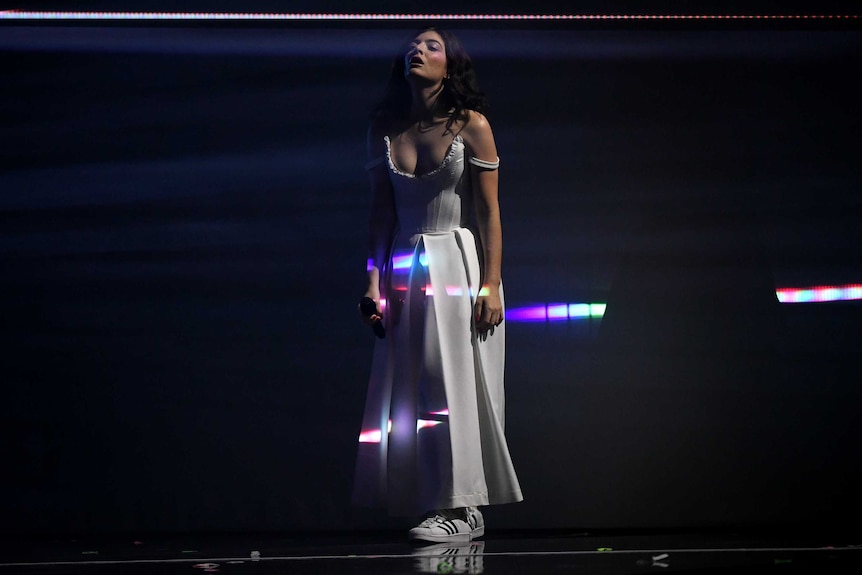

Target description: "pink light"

left=358, top=429, right=383, bottom=443
left=358, top=419, right=392, bottom=443
left=424, top=285, right=464, bottom=297
left=417, top=419, right=444, bottom=431
left=775, top=284, right=862, bottom=304
left=429, top=409, right=449, bottom=416
left=358, top=418, right=446, bottom=443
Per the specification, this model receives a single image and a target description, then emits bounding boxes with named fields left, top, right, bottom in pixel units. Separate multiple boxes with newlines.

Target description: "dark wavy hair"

left=370, top=27, right=489, bottom=132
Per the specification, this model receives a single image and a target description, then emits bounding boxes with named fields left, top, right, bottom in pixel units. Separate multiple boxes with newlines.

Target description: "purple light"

left=506, top=305, right=548, bottom=322
left=507, top=302, right=606, bottom=322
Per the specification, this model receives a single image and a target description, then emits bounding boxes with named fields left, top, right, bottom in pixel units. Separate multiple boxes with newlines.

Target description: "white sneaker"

left=409, top=514, right=472, bottom=544
left=464, top=507, right=485, bottom=539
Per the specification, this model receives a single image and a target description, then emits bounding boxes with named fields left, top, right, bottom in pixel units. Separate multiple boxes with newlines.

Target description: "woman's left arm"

left=463, top=112, right=503, bottom=335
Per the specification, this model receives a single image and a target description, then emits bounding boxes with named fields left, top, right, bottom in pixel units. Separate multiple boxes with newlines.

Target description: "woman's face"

left=404, top=30, right=448, bottom=83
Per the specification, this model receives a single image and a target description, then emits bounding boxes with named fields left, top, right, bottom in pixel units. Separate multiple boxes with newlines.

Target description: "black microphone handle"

left=359, top=297, right=386, bottom=339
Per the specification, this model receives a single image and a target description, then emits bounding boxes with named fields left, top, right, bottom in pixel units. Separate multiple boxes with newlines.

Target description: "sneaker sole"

left=471, top=525, right=485, bottom=539
left=409, top=531, right=471, bottom=544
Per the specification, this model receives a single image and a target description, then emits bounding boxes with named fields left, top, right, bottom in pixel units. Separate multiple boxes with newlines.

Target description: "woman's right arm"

left=363, top=122, right=397, bottom=320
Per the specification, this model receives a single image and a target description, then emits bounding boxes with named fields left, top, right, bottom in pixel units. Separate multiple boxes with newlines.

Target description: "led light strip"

left=775, top=284, right=862, bottom=304
left=359, top=413, right=448, bottom=443
left=507, top=285, right=862, bottom=322
left=0, top=11, right=858, bottom=21
left=508, top=303, right=607, bottom=322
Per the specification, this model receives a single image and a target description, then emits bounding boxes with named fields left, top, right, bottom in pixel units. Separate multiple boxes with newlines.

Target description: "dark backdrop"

left=2, top=20, right=861, bottom=534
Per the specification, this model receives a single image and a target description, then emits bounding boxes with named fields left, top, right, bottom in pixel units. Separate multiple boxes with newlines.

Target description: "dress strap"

left=365, top=156, right=386, bottom=171
left=468, top=156, right=500, bottom=170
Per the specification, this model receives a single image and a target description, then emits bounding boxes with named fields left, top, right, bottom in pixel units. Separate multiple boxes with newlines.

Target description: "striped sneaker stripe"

left=440, top=519, right=456, bottom=535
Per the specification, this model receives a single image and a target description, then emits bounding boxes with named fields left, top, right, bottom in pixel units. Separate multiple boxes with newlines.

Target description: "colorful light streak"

left=506, top=285, right=860, bottom=322
left=357, top=428, right=385, bottom=444
left=507, top=303, right=607, bottom=322
left=392, top=252, right=428, bottom=270
left=0, top=11, right=858, bottom=21
left=367, top=253, right=428, bottom=272
left=775, top=284, right=862, bottom=304
left=358, top=418, right=446, bottom=443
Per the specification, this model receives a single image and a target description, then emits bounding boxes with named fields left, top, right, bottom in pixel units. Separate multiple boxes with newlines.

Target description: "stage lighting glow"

left=0, top=11, right=857, bottom=21
left=591, top=303, right=608, bottom=316
left=505, top=285, right=858, bottom=323
left=358, top=418, right=445, bottom=443
left=507, top=302, right=607, bottom=322
left=547, top=304, right=569, bottom=320
left=417, top=419, right=444, bottom=431
left=376, top=284, right=857, bottom=325
left=776, top=284, right=862, bottom=303
left=358, top=428, right=384, bottom=443
left=567, top=304, right=591, bottom=318
left=425, top=286, right=464, bottom=297
left=506, top=305, right=551, bottom=322
left=392, top=252, right=428, bottom=270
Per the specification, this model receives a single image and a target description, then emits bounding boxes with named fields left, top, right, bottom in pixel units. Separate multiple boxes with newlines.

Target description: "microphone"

left=359, top=297, right=385, bottom=339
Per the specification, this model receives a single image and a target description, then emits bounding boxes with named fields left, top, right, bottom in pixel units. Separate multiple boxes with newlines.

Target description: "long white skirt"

left=353, top=228, right=523, bottom=516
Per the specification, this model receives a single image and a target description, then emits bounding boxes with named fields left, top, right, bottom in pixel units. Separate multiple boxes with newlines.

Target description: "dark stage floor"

left=2, top=530, right=861, bottom=574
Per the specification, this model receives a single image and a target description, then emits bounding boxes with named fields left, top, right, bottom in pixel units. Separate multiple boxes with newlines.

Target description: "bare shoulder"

left=460, top=110, right=497, bottom=159
left=461, top=110, right=493, bottom=139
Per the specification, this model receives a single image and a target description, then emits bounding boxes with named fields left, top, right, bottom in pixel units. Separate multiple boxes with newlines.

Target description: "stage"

left=2, top=529, right=861, bottom=574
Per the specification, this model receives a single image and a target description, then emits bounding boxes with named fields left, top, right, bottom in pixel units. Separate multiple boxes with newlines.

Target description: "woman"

left=354, top=28, right=523, bottom=544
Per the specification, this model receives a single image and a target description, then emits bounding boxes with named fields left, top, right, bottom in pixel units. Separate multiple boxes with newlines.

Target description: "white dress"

left=353, top=134, right=523, bottom=516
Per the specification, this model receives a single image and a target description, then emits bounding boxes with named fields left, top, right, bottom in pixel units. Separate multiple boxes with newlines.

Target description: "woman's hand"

left=474, top=286, right=503, bottom=336
left=359, top=302, right=383, bottom=326
left=359, top=287, right=383, bottom=326
left=359, top=293, right=386, bottom=340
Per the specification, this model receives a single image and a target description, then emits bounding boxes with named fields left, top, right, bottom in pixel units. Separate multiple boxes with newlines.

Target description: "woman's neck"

left=409, top=81, right=445, bottom=122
